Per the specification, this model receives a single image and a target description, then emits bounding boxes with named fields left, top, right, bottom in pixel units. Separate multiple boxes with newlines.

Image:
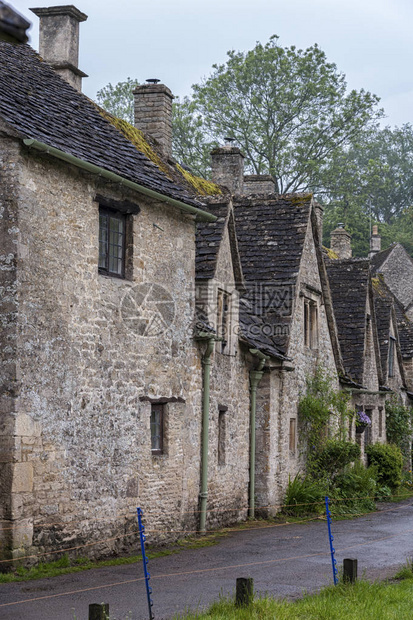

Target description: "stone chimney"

left=30, top=5, right=88, bottom=91
left=211, top=143, right=244, bottom=194
left=330, top=223, right=352, bottom=259
left=313, top=202, right=324, bottom=246
left=243, top=175, right=275, bottom=195
left=368, top=224, right=381, bottom=259
left=0, top=2, right=31, bottom=43
left=133, top=82, right=174, bottom=158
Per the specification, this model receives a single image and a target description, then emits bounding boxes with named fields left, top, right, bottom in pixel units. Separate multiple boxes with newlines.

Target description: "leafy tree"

left=190, top=36, right=383, bottom=193
left=96, top=77, right=139, bottom=124
left=321, top=125, right=413, bottom=256
left=172, top=97, right=217, bottom=178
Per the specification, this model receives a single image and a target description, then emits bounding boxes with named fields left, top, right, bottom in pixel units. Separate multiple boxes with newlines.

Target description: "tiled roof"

left=372, top=273, right=413, bottom=359
left=370, top=244, right=397, bottom=274
left=374, top=295, right=392, bottom=379
left=326, top=258, right=371, bottom=384
left=239, top=299, right=286, bottom=360
left=0, top=42, right=202, bottom=208
left=234, top=193, right=312, bottom=353
left=195, top=203, right=229, bottom=280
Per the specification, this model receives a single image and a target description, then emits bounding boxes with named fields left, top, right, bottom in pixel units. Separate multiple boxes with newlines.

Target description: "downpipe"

left=249, top=349, right=269, bottom=519
left=199, top=336, right=215, bottom=533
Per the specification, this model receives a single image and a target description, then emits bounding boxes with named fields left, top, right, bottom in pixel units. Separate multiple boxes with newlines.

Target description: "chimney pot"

left=30, top=5, right=88, bottom=91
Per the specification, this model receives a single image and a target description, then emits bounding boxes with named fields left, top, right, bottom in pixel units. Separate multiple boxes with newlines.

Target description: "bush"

left=385, top=397, right=412, bottom=459
left=283, top=474, right=325, bottom=516
left=366, top=443, right=403, bottom=490
left=331, top=461, right=377, bottom=514
left=311, top=439, right=361, bottom=478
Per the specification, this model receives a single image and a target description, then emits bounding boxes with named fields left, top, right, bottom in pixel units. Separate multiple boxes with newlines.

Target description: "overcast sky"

left=14, top=0, right=413, bottom=127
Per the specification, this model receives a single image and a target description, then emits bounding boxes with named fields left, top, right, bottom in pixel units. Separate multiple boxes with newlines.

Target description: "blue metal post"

left=325, top=496, right=338, bottom=585
left=137, top=508, right=154, bottom=620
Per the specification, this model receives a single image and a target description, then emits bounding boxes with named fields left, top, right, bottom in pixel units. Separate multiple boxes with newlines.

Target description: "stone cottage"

left=0, top=5, right=263, bottom=564
left=1, top=3, right=413, bottom=568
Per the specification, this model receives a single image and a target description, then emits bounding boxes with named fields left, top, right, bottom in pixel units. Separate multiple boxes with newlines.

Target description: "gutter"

left=199, top=335, right=215, bottom=533
left=23, top=139, right=217, bottom=223
left=342, top=387, right=392, bottom=395
left=248, top=348, right=269, bottom=519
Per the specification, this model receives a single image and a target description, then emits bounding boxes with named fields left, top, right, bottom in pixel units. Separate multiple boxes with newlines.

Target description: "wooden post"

left=236, top=577, right=254, bottom=606
left=343, top=558, right=358, bottom=583
left=89, top=603, right=109, bottom=620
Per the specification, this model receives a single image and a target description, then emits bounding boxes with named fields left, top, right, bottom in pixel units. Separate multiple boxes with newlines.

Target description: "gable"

left=374, top=244, right=413, bottom=310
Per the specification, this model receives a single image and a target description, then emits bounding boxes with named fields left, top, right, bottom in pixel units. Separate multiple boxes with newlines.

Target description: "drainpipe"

left=249, top=349, right=269, bottom=519
left=199, top=335, right=215, bottom=533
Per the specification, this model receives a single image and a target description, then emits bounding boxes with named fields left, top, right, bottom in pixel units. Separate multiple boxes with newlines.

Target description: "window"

left=378, top=407, right=383, bottom=438
left=218, top=406, right=227, bottom=465
left=99, top=207, right=126, bottom=277
left=304, top=299, right=318, bottom=349
left=150, top=403, right=165, bottom=454
left=388, top=337, right=396, bottom=378
left=217, top=289, right=231, bottom=353
left=289, top=418, right=296, bottom=453
left=364, top=408, right=373, bottom=446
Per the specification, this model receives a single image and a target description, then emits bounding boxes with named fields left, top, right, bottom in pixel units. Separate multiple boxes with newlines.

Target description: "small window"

left=388, top=337, right=396, bottom=378
left=378, top=407, right=383, bottom=438
left=217, top=289, right=231, bottom=353
left=150, top=403, right=165, bottom=455
left=218, top=406, right=227, bottom=465
left=99, top=207, right=126, bottom=277
left=304, top=299, right=318, bottom=349
left=289, top=418, right=296, bottom=453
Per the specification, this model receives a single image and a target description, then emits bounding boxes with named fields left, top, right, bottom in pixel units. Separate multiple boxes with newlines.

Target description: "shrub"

left=311, top=439, right=361, bottom=478
left=385, top=397, right=412, bottom=459
left=283, top=473, right=325, bottom=516
left=332, top=461, right=377, bottom=514
left=366, top=443, right=403, bottom=490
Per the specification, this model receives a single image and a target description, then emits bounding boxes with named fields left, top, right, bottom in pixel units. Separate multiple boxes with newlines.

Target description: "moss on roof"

left=323, top=246, right=339, bottom=259
left=96, top=106, right=171, bottom=177
left=176, top=164, right=221, bottom=196
left=94, top=103, right=221, bottom=198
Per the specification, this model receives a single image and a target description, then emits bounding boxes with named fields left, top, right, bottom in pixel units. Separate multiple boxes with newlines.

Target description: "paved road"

left=1, top=500, right=413, bottom=619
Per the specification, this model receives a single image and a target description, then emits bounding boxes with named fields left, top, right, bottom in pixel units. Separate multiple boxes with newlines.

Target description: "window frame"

left=150, top=403, right=165, bottom=455
left=98, top=206, right=126, bottom=279
left=217, top=289, right=231, bottom=354
left=218, top=405, right=228, bottom=465
left=388, top=336, right=396, bottom=378
left=304, top=298, right=318, bottom=349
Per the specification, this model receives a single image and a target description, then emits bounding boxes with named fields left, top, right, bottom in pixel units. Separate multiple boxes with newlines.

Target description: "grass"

left=0, top=531, right=226, bottom=583
left=175, top=577, right=413, bottom=619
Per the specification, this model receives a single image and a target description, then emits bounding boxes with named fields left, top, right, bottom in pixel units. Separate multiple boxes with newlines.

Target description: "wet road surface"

left=1, top=499, right=412, bottom=619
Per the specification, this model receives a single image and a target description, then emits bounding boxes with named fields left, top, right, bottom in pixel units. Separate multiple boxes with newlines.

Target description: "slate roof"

left=0, top=42, right=203, bottom=208
left=195, top=203, right=229, bottom=280
left=374, top=295, right=393, bottom=380
left=372, top=273, right=413, bottom=360
left=234, top=193, right=312, bottom=353
left=370, top=244, right=397, bottom=274
left=326, top=259, right=371, bottom=385
left=239, top=299, right=287, bottom=360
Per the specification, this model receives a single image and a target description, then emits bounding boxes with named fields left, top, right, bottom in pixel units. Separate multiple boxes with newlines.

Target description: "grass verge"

left=176, top=577, right=413, bottom=619
left=0, top=531, right=226, bottom=583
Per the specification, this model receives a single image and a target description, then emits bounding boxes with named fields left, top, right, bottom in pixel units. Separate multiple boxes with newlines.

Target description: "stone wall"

left=0, top=138, right=256, bottom=564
